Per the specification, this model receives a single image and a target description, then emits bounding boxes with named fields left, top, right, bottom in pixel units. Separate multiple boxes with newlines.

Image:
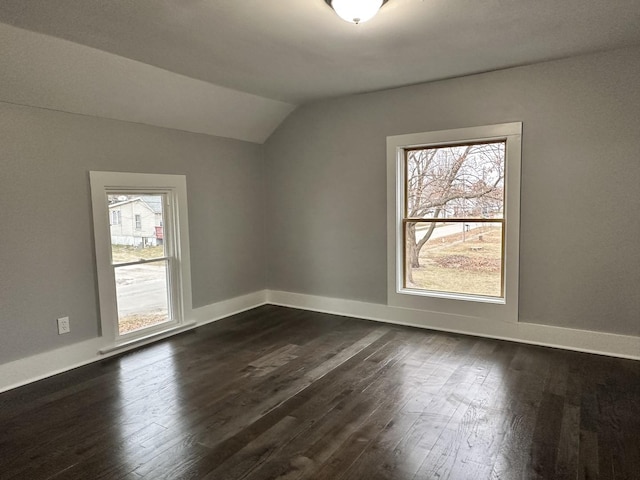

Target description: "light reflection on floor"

left=373, top=336, right=517, bottom=479
left=115, top=343, right=184, bottom=473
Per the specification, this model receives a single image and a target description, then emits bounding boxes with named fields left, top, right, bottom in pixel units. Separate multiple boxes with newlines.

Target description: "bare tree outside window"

left=404, top=141, right=505, bottom=297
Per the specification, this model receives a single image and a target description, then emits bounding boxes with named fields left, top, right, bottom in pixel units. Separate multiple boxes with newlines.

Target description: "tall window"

left=404, top=141, right=505, bottom=298
left=387, top=123, right=521, bottom=323
left=90, top=172, right=193, bottom=352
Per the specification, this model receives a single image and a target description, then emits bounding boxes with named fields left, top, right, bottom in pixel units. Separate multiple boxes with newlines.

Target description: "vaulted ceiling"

left=2, top=0, right=640, bottom=104
left=1, top=0, right=639, bottom=141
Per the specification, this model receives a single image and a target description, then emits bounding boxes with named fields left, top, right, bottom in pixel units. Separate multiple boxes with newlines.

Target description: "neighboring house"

left=108, top=196, right=163, bottom=247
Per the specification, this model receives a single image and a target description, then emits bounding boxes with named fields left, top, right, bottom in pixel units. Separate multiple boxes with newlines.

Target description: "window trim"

left=387, top=123, right=522, bottom=323
left=90, top=171, right=193, bottom=351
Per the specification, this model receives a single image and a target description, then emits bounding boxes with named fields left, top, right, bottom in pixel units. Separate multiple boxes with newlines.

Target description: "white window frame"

left=387, top=123, right=522, bottom=323
left=90, top=171, right=194, bottom=352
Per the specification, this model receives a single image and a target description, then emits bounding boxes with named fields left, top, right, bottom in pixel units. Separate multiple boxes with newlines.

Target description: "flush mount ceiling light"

left=325, top=0, right=388, bottom=24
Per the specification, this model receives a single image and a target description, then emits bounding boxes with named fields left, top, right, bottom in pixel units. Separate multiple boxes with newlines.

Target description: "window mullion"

left=113, top=256, right=171, bottom=268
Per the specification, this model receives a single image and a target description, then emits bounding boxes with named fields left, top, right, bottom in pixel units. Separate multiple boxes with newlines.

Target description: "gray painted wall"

left=265, top=46, right=640, bottom=337
left=1, top=45, right=639, bottom=368
left=0, top=103, right=266, bottom=364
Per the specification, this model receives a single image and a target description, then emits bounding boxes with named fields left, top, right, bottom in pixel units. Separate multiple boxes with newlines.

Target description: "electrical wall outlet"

left=57, top=316, right=70, bottom=335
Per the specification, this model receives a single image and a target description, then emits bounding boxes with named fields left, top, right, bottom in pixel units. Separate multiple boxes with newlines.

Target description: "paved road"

left=115, top=264, right=168, bottom=316
left=415, top=222, right=502, bottom=241
left=417, top=223, right=462, bottom=241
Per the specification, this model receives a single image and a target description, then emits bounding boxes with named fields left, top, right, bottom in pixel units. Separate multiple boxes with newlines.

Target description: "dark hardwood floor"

left=1, top=305, right=639, bottom=480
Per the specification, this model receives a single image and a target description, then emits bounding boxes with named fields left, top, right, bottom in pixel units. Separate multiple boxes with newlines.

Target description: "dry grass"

left=118, top=312, right=168, bottom=335
left=410, top=225, right=502, bottom=297
left=111, top=245, right=164, bottom=264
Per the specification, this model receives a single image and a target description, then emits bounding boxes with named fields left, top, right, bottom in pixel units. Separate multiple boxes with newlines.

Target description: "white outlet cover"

left=57, top=316, right=70, bottom=334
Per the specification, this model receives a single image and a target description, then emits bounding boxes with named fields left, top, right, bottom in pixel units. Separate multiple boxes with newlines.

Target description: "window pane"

left=406, top=142, right=505, bottom=220
left=405, top=221, right=503, bottom=297
left=115, top=260, right=170, bottom=335
left=107, top=194, right=165, bottom=263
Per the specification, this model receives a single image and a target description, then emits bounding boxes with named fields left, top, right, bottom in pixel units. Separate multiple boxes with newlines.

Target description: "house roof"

left=138, top=196, right=163, bottom=214
left=108, top=197, right=161, bottom=214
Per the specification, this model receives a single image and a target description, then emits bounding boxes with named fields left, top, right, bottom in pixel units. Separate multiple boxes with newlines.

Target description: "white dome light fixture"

left=325, top=0, right=388, bottom=24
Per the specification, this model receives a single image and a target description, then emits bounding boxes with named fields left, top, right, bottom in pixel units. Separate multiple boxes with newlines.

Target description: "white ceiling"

left=1, top=0, right=640, bottom=105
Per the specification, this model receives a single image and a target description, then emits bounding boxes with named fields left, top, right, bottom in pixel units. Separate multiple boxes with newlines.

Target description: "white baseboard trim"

left=0, top=337, right=102, bottom=395
left=2, top=288, right=636, bottom=393
left=0, top=290, right=268, bottom=393
left=267, top=290, right=640, bottom=361
left=192, top=289, right=268, bottom=327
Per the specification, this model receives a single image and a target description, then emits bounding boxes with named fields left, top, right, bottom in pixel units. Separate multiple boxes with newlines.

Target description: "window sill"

left=98, top=321, right=197, bottom=355
left=399, top=288, right=506, bottom=305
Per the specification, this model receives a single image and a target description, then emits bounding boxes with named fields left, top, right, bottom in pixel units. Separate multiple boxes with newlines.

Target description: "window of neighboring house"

left=111, top=210, right=121, bottom=225
left=90, top=172, right=194, bottom=352
left=387, top=123, right=522, bottom=323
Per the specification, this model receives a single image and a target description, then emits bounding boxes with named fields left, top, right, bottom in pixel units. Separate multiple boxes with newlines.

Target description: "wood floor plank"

left=410, top=341, right=503, bottom=479
left=128, top=326, right=394, bottom=478
left=200, top=331, right=416, bottom=480
left=555, top=403, right=581, bottom=479
left=528, top=392, right=565, bottom=479
left=578, top=429, right=600, bottom=480
left=488, top=347, right=553, bottom=479
left=0, top=305, right=638, bottom=480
